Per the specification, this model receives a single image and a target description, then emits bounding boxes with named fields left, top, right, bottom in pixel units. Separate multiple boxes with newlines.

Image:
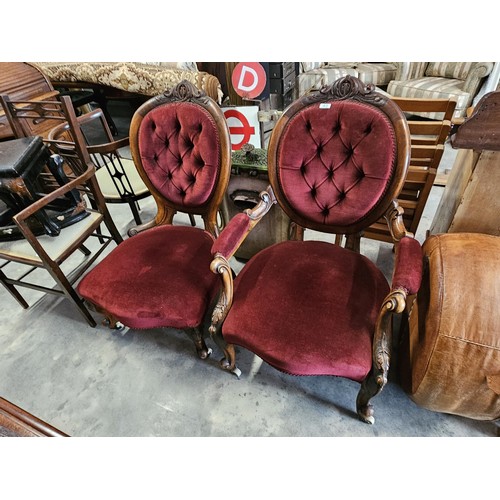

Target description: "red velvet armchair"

left=77, top=80, right=232, bottom=359
left=209, top=76, right=423, bottom=423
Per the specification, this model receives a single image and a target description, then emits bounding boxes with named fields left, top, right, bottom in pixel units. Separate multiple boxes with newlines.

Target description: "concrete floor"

left=0, top=103, right=497, bottom=439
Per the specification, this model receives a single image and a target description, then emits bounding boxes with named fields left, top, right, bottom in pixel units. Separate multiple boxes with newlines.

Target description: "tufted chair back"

left=129, top=80, right=231, bottom=235
left=268, top=76, right=411, bottom=236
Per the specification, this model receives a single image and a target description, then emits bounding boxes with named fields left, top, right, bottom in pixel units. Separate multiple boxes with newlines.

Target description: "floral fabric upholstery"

left=33, top=62, right=223, bottom=103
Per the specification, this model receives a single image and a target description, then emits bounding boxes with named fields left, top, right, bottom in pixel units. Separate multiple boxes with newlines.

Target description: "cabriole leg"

left=186, top=327, right=212, bottom=360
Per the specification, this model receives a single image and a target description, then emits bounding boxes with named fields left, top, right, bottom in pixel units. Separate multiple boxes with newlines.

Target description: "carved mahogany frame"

left=209, top=186, right=276, bottom=376
left=267, top=75, right=412, bottom=237
left=208, top=77, right=419, bottom=424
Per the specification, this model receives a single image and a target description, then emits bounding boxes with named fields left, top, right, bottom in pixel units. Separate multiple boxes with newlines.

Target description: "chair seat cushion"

left=77, top=225, right=219, bottom=329
left=223, top=240, right=390, bottom=381
left=354, top=63, right=397, bottom=86
left=96, top=158, right=149, bottom=200
left=388, top=77, right=470, bottom=118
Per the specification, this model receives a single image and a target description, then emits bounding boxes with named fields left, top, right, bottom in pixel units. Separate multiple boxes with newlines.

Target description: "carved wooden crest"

left=161, top=79, right=208, bottom=104
left=306, top=75, right=387, bottom=107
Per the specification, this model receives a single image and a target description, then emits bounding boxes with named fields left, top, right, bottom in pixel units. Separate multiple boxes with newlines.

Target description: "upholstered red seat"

left=78, top=225, right=218, bottom=330
left=223, top=240, right=390, bottom=381
left=208, top=76, right=422, bottom=424
left=76, top=80, right=231, bottom=359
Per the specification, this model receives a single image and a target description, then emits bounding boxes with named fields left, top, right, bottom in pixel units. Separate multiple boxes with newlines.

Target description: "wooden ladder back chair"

left=0, top=95, right=123, bottom=327
left=208, top=76, right=423, bottom=424
left=48, top=107, right=151, bottom=225
left=76, top=80, right=232, bottom=359
left=363, top=97, right=457, bottom=242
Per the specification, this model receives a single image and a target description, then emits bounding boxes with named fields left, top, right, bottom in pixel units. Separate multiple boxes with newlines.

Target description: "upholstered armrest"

left=209, top=186, right=276, bottom=349
left=462, top=62, right=494, bottom=95
left=211, top=185, right=276, bottom=260
left=365, top=235, right=423, bottom=416
left=391, top=236, right=423, bottom=295
left=211, top=213, right=253, bottom=259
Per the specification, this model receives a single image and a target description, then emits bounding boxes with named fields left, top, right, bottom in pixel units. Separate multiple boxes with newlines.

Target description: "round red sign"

left=231, top=62, right=267, bottom=99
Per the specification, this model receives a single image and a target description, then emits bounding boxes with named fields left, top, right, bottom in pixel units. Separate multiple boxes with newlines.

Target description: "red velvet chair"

left=77, top=80, right=232, bottom=359
left=209, top=76, right=423, bottom=423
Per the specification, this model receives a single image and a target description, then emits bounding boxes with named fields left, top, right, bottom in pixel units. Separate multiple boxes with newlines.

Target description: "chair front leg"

left=186, top=327, right=212, bottom=360
left=209, top=254, right=241, bottom=378
left=356, top=288, right=407, bottom=424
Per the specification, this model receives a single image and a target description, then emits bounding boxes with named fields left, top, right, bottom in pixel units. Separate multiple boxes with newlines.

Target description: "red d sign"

left=231, top=62, right=267, bottom=99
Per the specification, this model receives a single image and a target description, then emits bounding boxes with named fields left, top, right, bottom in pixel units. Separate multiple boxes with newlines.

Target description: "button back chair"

left=209, top=76, right=423, bottom=424
left=0, top=95, right=122, bottom=327
left=76, top=80, right=232, bottom=359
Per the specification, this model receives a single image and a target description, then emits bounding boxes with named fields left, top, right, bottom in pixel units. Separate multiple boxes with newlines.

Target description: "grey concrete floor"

left=0, top=103, right=497, bottom=441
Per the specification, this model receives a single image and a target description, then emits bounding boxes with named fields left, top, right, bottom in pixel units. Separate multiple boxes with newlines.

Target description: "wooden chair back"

left=363, top=97, right=457, bottom=242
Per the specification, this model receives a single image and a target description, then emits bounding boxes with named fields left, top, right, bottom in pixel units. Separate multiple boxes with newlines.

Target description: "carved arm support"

left=209, top=186, right=276, bottom=336
left=384, top=200, right=412, bottom=242
left=371, top=234, right=423, bottom=395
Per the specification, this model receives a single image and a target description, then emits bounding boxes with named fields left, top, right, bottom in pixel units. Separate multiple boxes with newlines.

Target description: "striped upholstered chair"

left=297, top=62, right=397, bottom=96
left=387, top=62, right=494, bottom=119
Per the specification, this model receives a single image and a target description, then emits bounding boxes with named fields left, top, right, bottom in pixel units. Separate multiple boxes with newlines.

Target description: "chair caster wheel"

left=102, top=318, right=124, bottom=330
left=197, top=347, right=213, bottom=360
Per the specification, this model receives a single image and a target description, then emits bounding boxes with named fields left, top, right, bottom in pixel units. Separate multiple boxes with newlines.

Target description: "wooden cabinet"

left=268, top=62, right=298, bottom=110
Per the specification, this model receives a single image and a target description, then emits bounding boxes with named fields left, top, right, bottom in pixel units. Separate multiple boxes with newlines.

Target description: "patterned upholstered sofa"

left=387, top=62, right=494, bottom=119
left=32, top=62, right=224, bottom=104
left=296, top=62, right=398, bottom=96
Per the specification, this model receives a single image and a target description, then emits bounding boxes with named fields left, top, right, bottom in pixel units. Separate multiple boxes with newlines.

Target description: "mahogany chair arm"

left=208, top=186, right=276, bottom=354
left=391, top=236, right=423, bottom=297
left=357, top=234, right=423, bottom=423
left=211, top=185, right=276, bottom=261
left=7, top=161, right=99, bottom=265
left=86, top=136, right=130, bottom=156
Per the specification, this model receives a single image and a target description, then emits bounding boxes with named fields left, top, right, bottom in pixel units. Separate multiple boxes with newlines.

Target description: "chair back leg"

left=0, top=267, right=29, bottom=308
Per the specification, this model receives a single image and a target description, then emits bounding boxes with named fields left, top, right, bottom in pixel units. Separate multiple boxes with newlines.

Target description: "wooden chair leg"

left=186, top=327, right=212, bottom=360
left=47, top=266, right=96, bottom=327
left=356, top=370, right=385, bottom=425
left=129, top=201, right=142, bottom=226
left=0, top=268, right=29, bottom=308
